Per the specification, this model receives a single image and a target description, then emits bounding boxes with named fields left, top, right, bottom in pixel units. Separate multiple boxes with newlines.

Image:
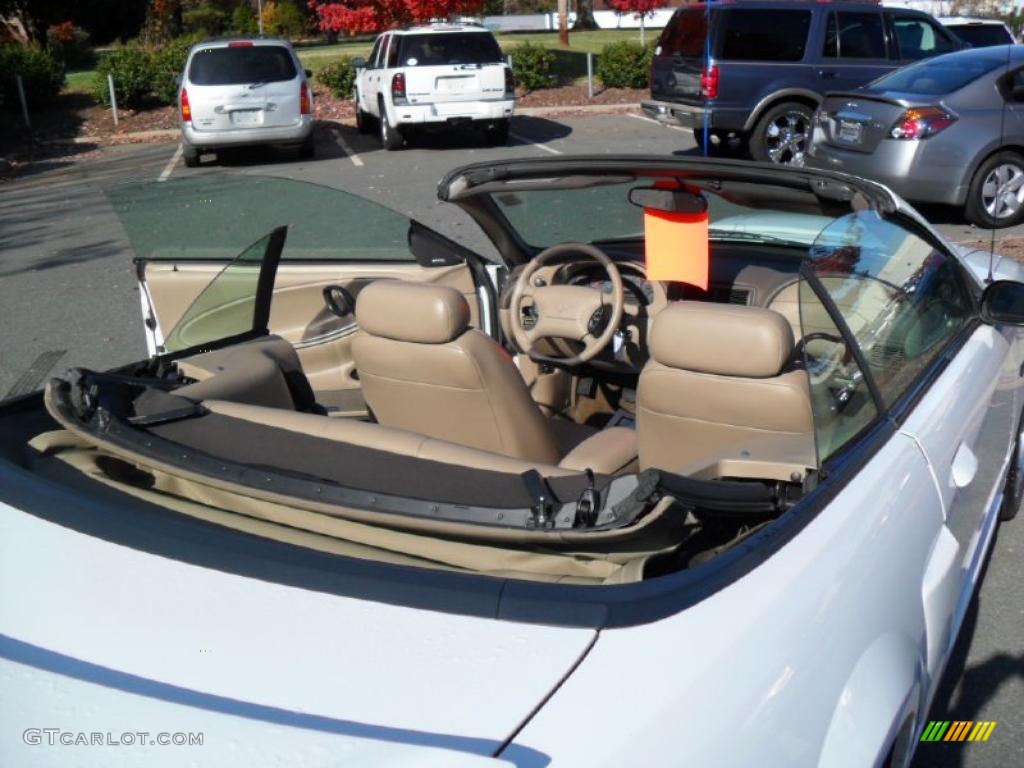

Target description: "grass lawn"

left=64, top=70, right=94, bottom=94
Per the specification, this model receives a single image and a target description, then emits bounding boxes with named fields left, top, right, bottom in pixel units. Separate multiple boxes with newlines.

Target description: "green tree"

left=230, top=1, right=258, bottom=34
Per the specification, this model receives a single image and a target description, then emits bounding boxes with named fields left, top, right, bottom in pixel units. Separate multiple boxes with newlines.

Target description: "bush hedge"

left=316, top=57, right=358, bottom=98
left=151, top=33, right=204, bottom=105
left=92, top=45, right=155, bottom=108
left=596, top=41, right=653, bottom=89
left=509, top=42, right=555, bottom=92
left=0, top=44, right=65, bottom=111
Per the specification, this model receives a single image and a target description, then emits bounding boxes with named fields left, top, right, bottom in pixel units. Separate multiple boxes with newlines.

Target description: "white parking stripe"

left=332, top=129, right=365, bottom=167
left=157, top=144, right=183, bottom=181
left=509, top=131, right=562, bottom=155
left=627, top=113, right=689, bottom=133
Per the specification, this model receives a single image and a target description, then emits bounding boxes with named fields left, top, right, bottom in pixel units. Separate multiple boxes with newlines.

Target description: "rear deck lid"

left=397, top=32, right=507, bottom=104
left=185, top=43, right=302, bottom=131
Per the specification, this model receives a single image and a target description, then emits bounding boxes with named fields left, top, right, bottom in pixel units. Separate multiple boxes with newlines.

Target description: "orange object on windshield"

left=644, top=208, right=709, bottom=290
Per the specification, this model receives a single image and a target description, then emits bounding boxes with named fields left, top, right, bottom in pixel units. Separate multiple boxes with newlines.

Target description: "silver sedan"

left=807, top=45, right=1024, bottom=227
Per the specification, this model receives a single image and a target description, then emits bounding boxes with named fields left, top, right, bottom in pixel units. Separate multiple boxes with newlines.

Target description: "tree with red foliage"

left=607, top=0, right=668, bottom=45
left=309, top=0, right=484, bottom=35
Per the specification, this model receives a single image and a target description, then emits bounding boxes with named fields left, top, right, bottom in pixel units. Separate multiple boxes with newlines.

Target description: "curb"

left=41, top=104, right=640, bottom=146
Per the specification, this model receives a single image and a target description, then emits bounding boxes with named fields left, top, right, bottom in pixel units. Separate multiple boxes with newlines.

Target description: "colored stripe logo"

left=920, top=721, right=997, bottom=742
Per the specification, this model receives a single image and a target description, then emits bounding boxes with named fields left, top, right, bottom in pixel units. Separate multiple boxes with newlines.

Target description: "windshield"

left=868, top=49, right=1007, bottom=94
left=397, top=33, right=503, bottom=66
left=188, top=45, right=297, bottom=85
left=949, top=24, right=1014, bottom=47
left=489, top=178, right=836, bottom=250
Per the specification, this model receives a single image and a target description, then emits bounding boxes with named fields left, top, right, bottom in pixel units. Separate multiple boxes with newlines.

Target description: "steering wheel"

left=509, top=243, right=625, bottom=367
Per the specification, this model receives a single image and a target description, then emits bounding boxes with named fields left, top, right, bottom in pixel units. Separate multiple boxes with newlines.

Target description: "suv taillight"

left=180, top=87, right=191, bottom=123
left=392, top=72, right=407, bottom=105
left=504, top=67, right=515, bottom=97
left=300, top=82, right=311, bottom=115
left=889, top=106, right=956, bottom=140
left=700, top=63, right=719, bottom=100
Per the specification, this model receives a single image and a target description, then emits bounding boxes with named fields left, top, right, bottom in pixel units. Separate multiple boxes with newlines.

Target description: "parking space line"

left=509, top=131, right=562, bottom=155
left=157, top=144, right=183, bottom=182
left=627, top=113, right=689, bottom=133
left=332, top=129, right=365, bottom=167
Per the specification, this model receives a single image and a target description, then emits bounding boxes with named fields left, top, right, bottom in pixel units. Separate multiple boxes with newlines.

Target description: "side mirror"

left=981, top=280, right=1024, bottom=325
left=352, top=57, right=367, bottom=70
left=304, top=68, right=313, bottom=79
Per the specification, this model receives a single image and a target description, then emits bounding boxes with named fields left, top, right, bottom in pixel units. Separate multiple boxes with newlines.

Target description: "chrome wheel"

left=981, top=163, right=1024, bottom=219
left=764, top=111, right=809, bottom=166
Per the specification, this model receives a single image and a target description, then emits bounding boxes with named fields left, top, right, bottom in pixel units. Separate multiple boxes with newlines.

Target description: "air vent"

left=710, top=286, right=751, bottom=305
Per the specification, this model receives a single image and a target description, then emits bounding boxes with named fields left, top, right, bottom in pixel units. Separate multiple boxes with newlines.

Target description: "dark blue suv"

left=642, top=0, right=959, bottom=164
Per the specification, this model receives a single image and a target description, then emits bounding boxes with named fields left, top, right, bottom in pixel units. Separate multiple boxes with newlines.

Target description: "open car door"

left=111, top=175, right=492, bottom=416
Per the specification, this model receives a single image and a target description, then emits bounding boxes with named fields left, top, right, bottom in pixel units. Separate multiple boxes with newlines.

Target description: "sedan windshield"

left=868, top=48, right=1008, bottom=95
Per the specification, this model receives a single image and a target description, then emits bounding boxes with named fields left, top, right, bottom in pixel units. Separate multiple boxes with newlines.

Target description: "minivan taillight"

left=392, top=72, right=407, bottom=105
left=300, top=82, right=311, bottom=115
left=889, top=106, right=956, bottom=140
left=504, top=67, right=515, bottom=97
left=180, top=87, right=191, bottom=123
left=700, top=63, right=719, bottom=100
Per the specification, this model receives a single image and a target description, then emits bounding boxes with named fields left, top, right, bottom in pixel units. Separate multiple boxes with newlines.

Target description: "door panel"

left=142, top=260, right=478, bottom=413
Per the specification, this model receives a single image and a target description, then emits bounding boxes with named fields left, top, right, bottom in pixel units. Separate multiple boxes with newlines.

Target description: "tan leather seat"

left=352, top=280, right=631, bottom=467
left=637, top=301, right=816, bottom=475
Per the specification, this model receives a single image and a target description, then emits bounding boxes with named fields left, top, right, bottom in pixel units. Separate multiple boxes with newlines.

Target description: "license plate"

left=838, top=119, right=863, bottom=144
left=437, top=77, right=472, bottom=93
left=230, top=109, right=261, bottom=126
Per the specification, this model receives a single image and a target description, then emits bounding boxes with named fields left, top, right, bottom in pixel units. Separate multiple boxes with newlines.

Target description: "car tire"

left=1000, top=410, right=1023, bottom=521
left=749, top=102, right=814, bottom=166
left=379, top=103, right=403, bottom=151
left=485, top=119, right=510, bottom=146
left=182, top=142, right=200, bottom=168
left=965, top=151, right=1024, bottom=228
left=299, top=135, right=315, bottom=159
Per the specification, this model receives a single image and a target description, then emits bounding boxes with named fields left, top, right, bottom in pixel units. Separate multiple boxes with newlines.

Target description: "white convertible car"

left=1, top=157, right=1023, bottom=768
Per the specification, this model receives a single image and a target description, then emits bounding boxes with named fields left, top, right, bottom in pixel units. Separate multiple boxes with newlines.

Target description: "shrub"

left=510, top=42, right=555, bottom=92
left=183, top=4, right=227, bottom=36
left=231, top=2, right=259, bottom=34
left=151, top=34, right=205, bottom=105
left=46, top=22, right=92, bottom=69
left=595, top=41, right=653, bottom=89
left=92, top=45, right=155, bottom=108
left=0, top=44, right=65, bottom=111
left=316, top=57, right=358, bottom=98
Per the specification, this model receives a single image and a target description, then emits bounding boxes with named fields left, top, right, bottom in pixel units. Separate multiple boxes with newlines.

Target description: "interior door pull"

left=951, top=442, right=978, bottom=489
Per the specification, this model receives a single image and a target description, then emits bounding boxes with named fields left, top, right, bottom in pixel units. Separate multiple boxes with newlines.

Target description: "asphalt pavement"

left=0, top=112, right=1021, bottom=767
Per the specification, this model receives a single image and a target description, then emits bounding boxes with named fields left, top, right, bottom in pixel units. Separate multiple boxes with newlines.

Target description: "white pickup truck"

left=353, top=24, right=516, bottom=150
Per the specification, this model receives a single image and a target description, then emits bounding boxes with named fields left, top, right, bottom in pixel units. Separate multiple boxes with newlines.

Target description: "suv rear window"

left=397, top=33, right=503, bottom=67
left=719, top=9, right=811, bottom=62
left=658, top=8, right=709, bottom=59
left=189, top=45, right=296, bottom=85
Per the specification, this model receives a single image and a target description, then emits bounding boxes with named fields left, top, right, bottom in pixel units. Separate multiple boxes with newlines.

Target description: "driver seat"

left=352, top=280, right=590, bottom=465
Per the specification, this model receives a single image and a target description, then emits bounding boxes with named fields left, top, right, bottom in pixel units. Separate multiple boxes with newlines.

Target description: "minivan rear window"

left=948, top=24, right=1014, bottom=48
left=868, top=50, right=1006, bottom=95
left=397, top=33, right=503, bottom=67
left=719, top=9, right=811, bottom=62
left=658, top=8, right=709, bottom=59
left=189, top=46, right=297, bottom=85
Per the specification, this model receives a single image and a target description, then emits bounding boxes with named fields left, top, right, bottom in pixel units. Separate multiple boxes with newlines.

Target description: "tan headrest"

left=650, top=302, right=795, bottom=378
left=356, top=280, right=470, bottom=344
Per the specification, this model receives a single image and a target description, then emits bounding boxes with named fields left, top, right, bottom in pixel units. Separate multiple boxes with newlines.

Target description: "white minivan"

left=353, top=24, right=516, bottom=150
left=178, top=38, right=315, bottom=166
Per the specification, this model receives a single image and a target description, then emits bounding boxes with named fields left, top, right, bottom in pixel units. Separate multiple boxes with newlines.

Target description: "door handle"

left=951, top=442, right=978, bottom=489
left=820, top=71, right=839, bottom=80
